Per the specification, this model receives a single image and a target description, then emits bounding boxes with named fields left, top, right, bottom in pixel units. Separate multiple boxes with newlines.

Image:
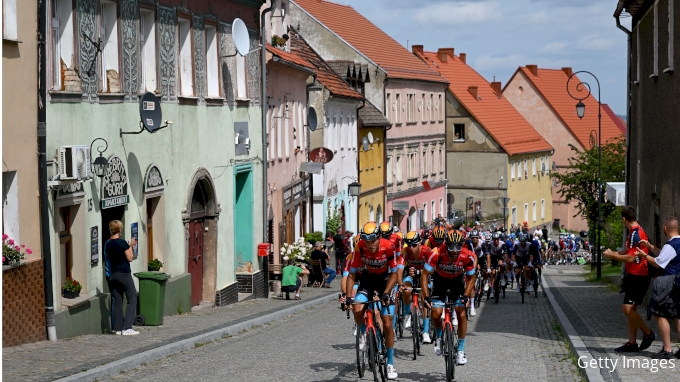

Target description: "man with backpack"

left=638, top=216, right=680, bottom=359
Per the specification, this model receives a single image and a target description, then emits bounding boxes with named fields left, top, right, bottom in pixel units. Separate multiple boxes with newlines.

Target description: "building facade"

left=504, top=65, right=624, bottom=231
left=2, top=0, right=47, bottom=347
left=44, top=0, right=265, bottom=339
left=615, top=0, right=680, bottom=246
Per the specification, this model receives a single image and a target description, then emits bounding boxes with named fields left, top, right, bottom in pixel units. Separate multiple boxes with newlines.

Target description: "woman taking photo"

left=105, top=220, right=138, bottom=335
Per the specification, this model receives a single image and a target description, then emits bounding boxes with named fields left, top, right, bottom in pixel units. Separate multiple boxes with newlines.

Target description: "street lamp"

left=566, top=70, right=602, bottom=279
left=90, top=138, right=109, bottom=178
left=348, top=182, right=361, bottom=197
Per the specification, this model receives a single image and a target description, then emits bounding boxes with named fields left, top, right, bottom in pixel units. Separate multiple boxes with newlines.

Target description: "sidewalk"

left=2, top=284, right=338, bottom=382
left=544, top=266, right=678, bottom=382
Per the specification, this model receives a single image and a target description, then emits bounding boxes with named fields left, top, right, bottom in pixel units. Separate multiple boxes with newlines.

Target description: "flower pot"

left=148, top=266, right=161, bottom=272
left=62, top=290, right=80, bottom=299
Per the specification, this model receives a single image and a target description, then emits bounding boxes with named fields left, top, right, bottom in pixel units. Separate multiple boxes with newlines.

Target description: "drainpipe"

left=261, top=1, right=275, bottom=295
left=38, top=0, right=57, bottom=341
left=615, top=6, right=632, bottom=247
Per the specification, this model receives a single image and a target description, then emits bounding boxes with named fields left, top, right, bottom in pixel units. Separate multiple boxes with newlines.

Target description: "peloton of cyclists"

left=399, top=231, right=434, bottom=344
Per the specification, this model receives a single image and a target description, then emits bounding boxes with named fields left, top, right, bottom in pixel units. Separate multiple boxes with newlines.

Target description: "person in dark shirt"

left=105, top=220, right=138, bottom=335
left=333, top=231, right=345, bottom=257
left=310, top=241, right=336, bottom=288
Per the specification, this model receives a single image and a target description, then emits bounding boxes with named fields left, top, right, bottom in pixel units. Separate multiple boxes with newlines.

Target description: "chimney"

left=526, top=64, right=538, bottom=76
left=411, top=45, right=424, bottom=55
left=468, top=86, right=478, bottom=99
left=491, top=81, right=502, bottom=94
left=561, top=67, right=573, bottom=77
left=459, top=53, right=467, bottom=64
left=437, top=48, right=454, bottom=62
left=437, top=50, right=448, bottom=63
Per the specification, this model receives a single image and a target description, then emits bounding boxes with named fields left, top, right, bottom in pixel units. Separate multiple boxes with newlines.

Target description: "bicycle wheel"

left=474, top=276, right=483, bottom=307
left=367, top=327, right=380, bottom=382
left=444, top=324, right=456, bottom=382
left=356, top=329, right=366, bottom=378
left=411, top=309, right=419, bottom=360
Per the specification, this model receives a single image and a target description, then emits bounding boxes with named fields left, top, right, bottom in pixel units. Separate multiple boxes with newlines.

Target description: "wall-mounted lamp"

left=90, top=138, right=109, bottom=178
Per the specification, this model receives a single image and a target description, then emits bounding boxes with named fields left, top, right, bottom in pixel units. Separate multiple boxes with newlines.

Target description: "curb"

left=542, top=274, right=605, bottom=382
left=54, top=293, right=338, bottom=382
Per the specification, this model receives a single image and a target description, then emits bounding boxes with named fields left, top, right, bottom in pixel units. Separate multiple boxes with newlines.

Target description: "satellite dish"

left=367, top=132, right=374, bottom=144
left=362, top=136, right=370, bottom=152
left=140, top=92, right=163, bottom=133
left=232, top=18, right=250, bottom=56
left=307, top=107, right=318, bottom=131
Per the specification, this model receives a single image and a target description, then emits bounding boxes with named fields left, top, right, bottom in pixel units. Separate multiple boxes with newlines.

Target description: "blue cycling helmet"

left=518, top=233, right=527, bottom=243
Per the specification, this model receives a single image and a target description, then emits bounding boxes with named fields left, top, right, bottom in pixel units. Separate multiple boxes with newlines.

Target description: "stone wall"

left=2, top=259, right=47, bottom=347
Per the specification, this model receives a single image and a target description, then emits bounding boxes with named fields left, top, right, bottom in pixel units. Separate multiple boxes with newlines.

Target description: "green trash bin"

left=134, top=271, right=171, bottom=326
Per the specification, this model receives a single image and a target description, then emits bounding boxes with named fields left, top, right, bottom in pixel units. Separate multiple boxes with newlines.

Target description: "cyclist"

left=530, top=236, right=544, bottom=286
left=512, top=233, right=538, bottom=292
left=424, top=225, right=447, bottom=250
left=421, top=228, right=432, bottom=246
left=505, top=233, right=516, bottom=285
left=421, top=230, right=476, bottom=365
left=381, top=221, right=403, bottom=259
left=344, top=222, right=399, bottom=380
left=400, top=231, right=434, bottom=343
left=487, top=232, right=508, bottom=297
left=466, top=229, right=486, bottom=316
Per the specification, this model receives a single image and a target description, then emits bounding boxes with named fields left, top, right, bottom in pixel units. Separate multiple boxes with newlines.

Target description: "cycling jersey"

left=342, top=253, right=354, bottom=277
left=625, top=225, right=649, bottom=276
left=513, top=242, right=539, bottom=259
left=425, top=246, right=476, bottom=279
left=423, top=237, right=443, bottom=249
left=466, top=239, right=486, bottom=259
left=488, top=242, right=507, bottom=262
left=401, top=245, right=432, bottom=271
left=348, top=238, right=397, bottom=275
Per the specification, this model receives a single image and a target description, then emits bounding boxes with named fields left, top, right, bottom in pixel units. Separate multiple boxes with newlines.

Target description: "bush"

left=304, top=232, right=324, bottom=245
left=326, top=208, right=344, bottom=235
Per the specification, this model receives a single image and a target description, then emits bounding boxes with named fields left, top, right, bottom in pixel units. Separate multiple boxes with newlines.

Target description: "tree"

left=551, top=136, right=626, bottom=229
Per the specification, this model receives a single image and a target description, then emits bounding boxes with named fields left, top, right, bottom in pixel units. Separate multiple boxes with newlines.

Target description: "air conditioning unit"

left=59, top=145, right=91, bottom=180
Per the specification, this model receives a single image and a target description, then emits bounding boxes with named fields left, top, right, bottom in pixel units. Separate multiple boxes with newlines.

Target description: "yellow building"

left=506, top=154, right=554, bottom=228
left=358, top=102, right=390, bottom=225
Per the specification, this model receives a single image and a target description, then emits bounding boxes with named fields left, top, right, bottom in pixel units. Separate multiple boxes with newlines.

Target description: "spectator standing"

left=603, top=206, right=656, bottom=352
left=281, top=260, right=309, bottom=300
left=333, top=230, right=345, bottom=259
left=311, top=242, right=336, bottom=288
left=638, top=217, right=680, bottom=359
left=542, top=225, right=549, bottom=242
left=105, top=220, right=138, bottom=336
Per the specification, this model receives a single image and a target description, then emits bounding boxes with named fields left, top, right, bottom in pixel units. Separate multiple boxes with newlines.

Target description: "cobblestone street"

left=101, top=279, right=579, bottom=382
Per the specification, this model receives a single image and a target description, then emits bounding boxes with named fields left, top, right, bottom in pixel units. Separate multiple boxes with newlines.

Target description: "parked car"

left=449, top=209, right=466, bottom=228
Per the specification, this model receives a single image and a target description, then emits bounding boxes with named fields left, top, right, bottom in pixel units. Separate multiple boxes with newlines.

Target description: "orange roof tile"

left=293, top=0, right=447, bottom=84
left=510, top=67, right=624, bottom=148
left=289, top=29, right=363, bottom=99
left=416, top=49, right=552, bottom=156
left=266, top=43, right=315, bottom=70
left=602, top=104, right=627, bottom=134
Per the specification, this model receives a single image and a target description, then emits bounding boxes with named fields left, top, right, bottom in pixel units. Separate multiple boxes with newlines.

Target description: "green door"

left=234, top=167, right=254, bottom=271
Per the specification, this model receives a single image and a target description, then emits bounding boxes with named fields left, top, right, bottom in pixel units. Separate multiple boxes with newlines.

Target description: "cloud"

left=414, top=1, right=502, bottom=26
left=541, top=41, right=568, bottom=54
left=474, top=53, right=526, bottom=71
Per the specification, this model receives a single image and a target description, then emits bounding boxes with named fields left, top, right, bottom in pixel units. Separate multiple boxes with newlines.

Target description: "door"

left=146, top=199, right=154, bottom=263
left=234, top=170, right=253, bottom=269
left=188, top=219, right=204, bottom=306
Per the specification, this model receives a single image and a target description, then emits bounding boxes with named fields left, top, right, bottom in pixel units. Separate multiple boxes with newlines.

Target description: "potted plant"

left=148, top=258, right=163, bottom=272
left=62, top=278, right=82, bottom=299
left=2, top=234, right=31, bottom=267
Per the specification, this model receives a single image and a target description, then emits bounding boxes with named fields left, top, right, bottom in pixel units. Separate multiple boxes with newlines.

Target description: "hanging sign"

left=293, top=182, right=303, bottom=202
left=101, top=155, right=130, bottom=209
left=309, top=147, right=334, bottom=163
left=90, top=226, right=99, bottom=265
left=283, top=187, right=292, bottom=206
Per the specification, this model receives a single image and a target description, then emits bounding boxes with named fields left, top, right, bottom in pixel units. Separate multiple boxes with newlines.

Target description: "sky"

left=332, top=0, right=632, bottom=115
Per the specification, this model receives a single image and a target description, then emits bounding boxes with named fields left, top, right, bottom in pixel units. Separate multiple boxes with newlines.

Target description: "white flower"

left=283, top=256, right=289, bottom=261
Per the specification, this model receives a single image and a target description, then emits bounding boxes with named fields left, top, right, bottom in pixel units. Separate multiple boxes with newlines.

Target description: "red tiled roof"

left=510, top=67, right=624, bottom=148
left=266, top=43, right=315, bottom=69
left=293, top=0, right=447, bottom=84
left=602, top=104, right=627, bottom=134
left=289, top=29, right=363, bottom=99
left=417, top=50, right=552, bottom=156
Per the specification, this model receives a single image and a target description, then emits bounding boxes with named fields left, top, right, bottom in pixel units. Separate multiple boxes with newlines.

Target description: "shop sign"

left=293, top=182, right=303, bottom=202
left=304, top=176, right=311, bottom=196
left=283, top=187, right=292, bottom=206
left=393, top=201, right=409, bottom=210
left=90, top=226, right=99, bottom=265
left=101, top=155, right=129, bottom=209
left=309, top=147, right=334, bottom=163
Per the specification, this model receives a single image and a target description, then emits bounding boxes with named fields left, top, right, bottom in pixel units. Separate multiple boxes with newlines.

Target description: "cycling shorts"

left=402, top=275, right=433, bottom=291
left=516, top=256, right=530, bottom=268
left=353, top=273, right=395, bottom=316
left=532, top=256, right=542, bottom=266
left=430, top=274, right=466, bottom=308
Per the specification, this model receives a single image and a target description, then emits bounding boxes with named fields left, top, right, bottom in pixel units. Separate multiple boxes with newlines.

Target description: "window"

left=51, top=0, right=75, bottom=90
left=545, top=156, right=550, bottom=173
left=140, top=9, right=157, bottom=92
left=178, top=18, right=193, bottom=96
left=387, top=156, right=393, bottom=184
left=541, top=199, right=545, bottom=220
left=236, top=53, right=247, bottom=99
left=385, top=93, right=391, bottom=120
left=422, top=151, right=426, bottom=176
left=369, top=205, right=375, bottom=221
left=423, top=203, right=428, bottom=226
left=532, top=201, right=537, bottom=222
left=532, top=158, right=536, bottom=177
left=3, top=0, right=17, bottom=41
left=430, top=93, right=434, bottom=121
left=377, top=205, right=383, bottom=223
left=205, top=25, right=219, bottom=97
left=439, top=148, right=444, bottom=173
left=524, top=160, right=528, bottom=179
left=421, top=93, right=426, bottom=122
left=439, top=198, right=444, bottom=217
left=284, top=103, right=290, bottom=157
left=2, top=171, right=19, bottom=242
left=539, top=157, right=544, bottom=175
left=511, top=206, right=517, bottom=225
left=277, top=101, right=282, bottom=158
left=269, top=105, right=276, bottom=159
left=432, top=201, right=436, bottom=221
left=454, top=124, right=465, bottom=141
left=407, top=94, right=416, bottom=122
left=524, top=203, right=529, bottom=223
left=396, top=156, right=402, bottom=183
left=409, top=153, right=416, bottom=179
left=100, top=1, right=119, bottom=92
left=339, top=117, right=344, bottom=150
left=430, top=150, right=435, bottom=174
left=511, top=162, right=515, bottom=180
left=517, top=162, right=521, bottom=180
left=395, top=94, right=401, bottom=123
left=438, top=94, right=443, bottom=120
left=332, top=117, right=337, bottom=151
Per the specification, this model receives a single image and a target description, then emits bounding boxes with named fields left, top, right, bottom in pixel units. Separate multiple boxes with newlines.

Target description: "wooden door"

left=188, top=219, right=204, bottom=306
left=146, top=199, right=154, bottom=262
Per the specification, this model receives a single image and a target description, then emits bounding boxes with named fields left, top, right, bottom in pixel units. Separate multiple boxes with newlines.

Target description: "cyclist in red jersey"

left=343, top=222, right=399, bottom=380
left=400, top=231, right=434, bottom=343
left=421, top=230, right=475, bottom=366
left=380, top=221, right=402, bottom=258
left=424, top=225, right=447, bottom=249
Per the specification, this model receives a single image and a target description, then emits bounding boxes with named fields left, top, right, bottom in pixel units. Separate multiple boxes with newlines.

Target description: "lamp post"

left=90, top=138, right=109, bottom=178
left=566, top=71, right=602, bottom=280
